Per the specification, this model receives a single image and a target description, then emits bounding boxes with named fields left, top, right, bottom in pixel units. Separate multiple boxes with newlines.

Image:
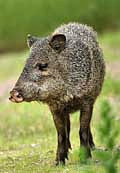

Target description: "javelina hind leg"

left=79, top=101, right=94, bottom=158
left=53, top=113, right=71, bottom=165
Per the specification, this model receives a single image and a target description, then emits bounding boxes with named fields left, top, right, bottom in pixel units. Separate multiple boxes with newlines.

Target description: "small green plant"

left=97, top=100, right=120, bottom=173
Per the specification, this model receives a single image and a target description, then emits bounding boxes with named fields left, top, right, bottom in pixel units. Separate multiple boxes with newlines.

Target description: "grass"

left=99, top=31, right=120, bottom=61
left=0, top=51, right=27, bottom=82
left=0, top=32, right=120, bottom=172
left=102, top=75, right=120, bottom=95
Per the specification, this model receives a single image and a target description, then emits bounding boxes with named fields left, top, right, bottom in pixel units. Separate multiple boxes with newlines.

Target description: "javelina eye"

left=36, top=63, right=48, bottom=71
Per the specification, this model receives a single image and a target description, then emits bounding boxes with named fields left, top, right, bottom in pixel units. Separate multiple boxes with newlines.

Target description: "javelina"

left=9, top=23, right=105, bottom=165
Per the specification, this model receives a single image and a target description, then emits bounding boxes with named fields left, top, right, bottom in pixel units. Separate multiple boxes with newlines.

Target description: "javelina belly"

left=9, top=23, right=105, bottom=165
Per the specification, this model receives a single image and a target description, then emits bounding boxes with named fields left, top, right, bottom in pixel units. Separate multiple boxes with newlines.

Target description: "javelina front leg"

left=89, top=128, right=95, bottom=148
left=65, top=114, right=71, bottom=150
left=53, top=113, right=71, bottom=165
left=79, top=102, right=94, bottom=158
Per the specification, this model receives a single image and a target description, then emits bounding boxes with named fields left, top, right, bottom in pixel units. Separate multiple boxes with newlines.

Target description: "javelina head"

left=9, top=34, right=67, bottom=103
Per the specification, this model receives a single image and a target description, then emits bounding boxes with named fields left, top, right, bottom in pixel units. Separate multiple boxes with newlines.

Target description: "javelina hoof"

left=55, top=150, right=69, bottom=166
left=55, top=159, right=65, bottom=166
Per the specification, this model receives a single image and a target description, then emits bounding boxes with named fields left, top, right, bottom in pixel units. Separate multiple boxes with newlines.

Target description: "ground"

left=0, top=32, right=120, bottom=173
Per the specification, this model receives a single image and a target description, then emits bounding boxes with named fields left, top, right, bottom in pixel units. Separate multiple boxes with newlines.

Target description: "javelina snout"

left=9, top=89, right=23, bottom=103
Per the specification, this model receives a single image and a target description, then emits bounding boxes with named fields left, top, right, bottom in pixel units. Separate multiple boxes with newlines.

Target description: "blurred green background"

left=0, top=0, right=120, bottom=172
left=0, top=0, right=120, bottom=52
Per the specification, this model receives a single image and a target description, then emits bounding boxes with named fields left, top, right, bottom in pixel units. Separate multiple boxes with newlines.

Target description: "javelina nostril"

left=9, top=90, right=23, bottom=103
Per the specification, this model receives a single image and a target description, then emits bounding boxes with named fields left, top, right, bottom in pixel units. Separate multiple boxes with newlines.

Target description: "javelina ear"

left=27, top=34, right=38, bottom=48
left=49, top=34, right=66, bottom=52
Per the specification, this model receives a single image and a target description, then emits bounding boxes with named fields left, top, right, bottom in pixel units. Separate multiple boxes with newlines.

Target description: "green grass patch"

left=102, top=75, right=120, bottom=95
left=99, top=32, right=120, bottom=61
left=0, top=51, right=27, bottom=82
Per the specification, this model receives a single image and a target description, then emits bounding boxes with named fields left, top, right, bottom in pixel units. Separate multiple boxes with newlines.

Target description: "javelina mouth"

left=9, top=90, right=24, bottom=103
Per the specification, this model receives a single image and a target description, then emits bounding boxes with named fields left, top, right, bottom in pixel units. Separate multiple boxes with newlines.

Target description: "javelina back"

left=9, top=23, right=105, bottom=165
